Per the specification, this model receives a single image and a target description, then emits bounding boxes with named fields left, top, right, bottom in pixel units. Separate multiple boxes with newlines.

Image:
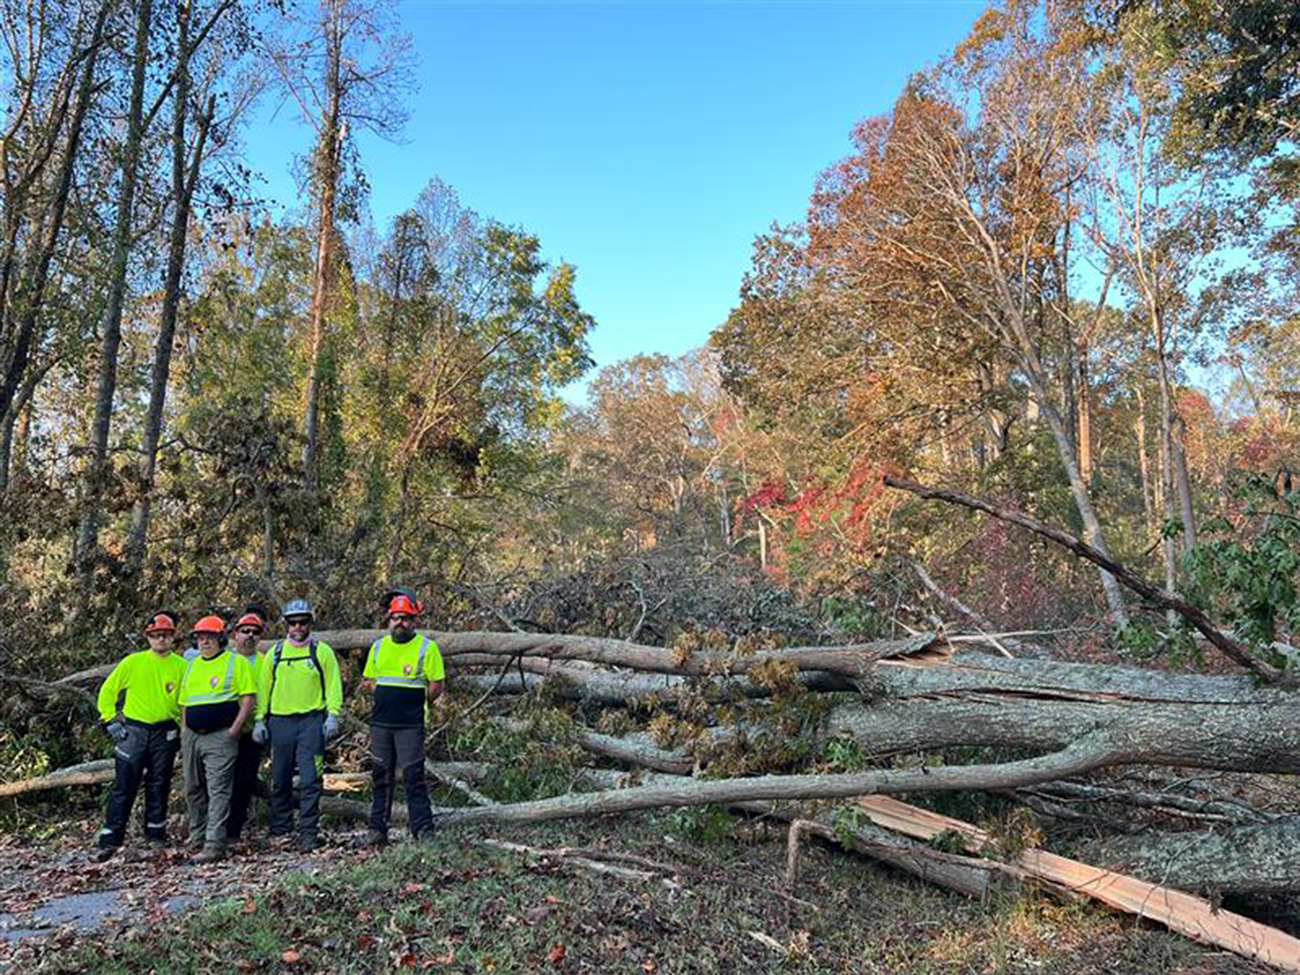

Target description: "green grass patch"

left=34, top=814, right=1251, bottom=974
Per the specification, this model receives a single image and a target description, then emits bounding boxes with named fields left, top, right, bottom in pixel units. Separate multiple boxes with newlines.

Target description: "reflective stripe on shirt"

left=370, top=635, right=430, bottom=688
left=182, top=652, right=237, bottom=704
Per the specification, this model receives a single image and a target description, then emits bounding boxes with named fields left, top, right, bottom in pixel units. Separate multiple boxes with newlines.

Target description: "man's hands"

left=252, top=721, right=269, bottom=744
left=105, top=720, right=128, bottom=744
left=323, top=714, right=340, bottom=741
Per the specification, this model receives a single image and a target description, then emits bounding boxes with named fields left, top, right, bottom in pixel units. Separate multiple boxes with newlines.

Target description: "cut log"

left=855, top=796, right=1300, bottom=973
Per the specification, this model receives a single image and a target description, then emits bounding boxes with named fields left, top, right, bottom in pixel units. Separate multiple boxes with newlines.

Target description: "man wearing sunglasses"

left=252, top=599, right=342, bottom=852
left=93, top=609, right=186, bottom=861
left=361, top=590, right=444, bottom=847
left=226, top=606, right=269, bottom=843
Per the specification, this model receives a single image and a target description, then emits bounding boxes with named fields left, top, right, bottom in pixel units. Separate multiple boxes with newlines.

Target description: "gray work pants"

left=268, top=712, right=325, bottom=839
left=182, top=727, right=239, bottom=848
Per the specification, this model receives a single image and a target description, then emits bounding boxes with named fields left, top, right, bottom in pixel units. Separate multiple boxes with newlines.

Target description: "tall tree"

left=267, top=0, right=414, bottom=491
left=74, top=0, right=157, bottom=585
left=0, top=0, right=113, bottom=489
left=124, top=0, right=244, bottom=566
left=804, top=4, right=1132, bottom=624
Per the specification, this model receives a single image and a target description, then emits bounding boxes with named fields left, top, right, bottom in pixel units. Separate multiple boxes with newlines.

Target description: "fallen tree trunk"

left=54, top=638, right=1300, bottom=781
left=1093, top=816, right=1300, bottom=896
left=429, top=731, right=1119, bottom=827
left=856, top=796, right=1300, bottom=973
left=826, top=649, right=1300, bottom=774
left=52, top=630, right=912, bottom=689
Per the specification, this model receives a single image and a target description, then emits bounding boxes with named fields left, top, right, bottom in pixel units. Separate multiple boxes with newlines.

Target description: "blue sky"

left=251, top=1, right=986, bottom=399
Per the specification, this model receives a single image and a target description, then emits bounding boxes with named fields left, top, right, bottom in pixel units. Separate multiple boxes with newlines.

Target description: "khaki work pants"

left=182, top=726, right=239, bottom=848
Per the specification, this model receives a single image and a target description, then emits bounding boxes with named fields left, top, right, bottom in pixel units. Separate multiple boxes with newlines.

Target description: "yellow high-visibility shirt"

left=96, top=650, right=185, bottom=725
left=256, top=640, right=342, bottom=719
left=363, top=633, right=444, bottom=728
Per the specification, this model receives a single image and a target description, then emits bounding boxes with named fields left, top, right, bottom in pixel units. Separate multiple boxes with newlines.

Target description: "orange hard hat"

left=144, top=611, right=178, bottom=634
left=192, top=615, right=226, bottom=635
left=387, top=594, right=420, bottom=617
left=235, top=612, right=265, bottom=631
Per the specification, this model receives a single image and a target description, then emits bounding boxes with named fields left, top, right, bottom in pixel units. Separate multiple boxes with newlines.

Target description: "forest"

left=1, top=0, right=1299, bottom=971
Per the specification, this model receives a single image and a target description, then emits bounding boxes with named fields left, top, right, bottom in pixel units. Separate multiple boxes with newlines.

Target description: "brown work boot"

left=192, top=844, right=227, bottom=864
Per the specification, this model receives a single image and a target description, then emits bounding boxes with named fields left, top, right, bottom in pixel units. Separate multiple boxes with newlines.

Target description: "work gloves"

left=105, top=720, right=129, bottom=743
left=323, top=714, right=340, bottom=741
left=252, top=721, right=269, bottom=744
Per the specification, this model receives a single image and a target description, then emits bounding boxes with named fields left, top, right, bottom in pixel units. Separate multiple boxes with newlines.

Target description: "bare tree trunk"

left=125, top=0, right=215, bottom=567
left=74, top=0, right=154, bottom=589
left=0, top=358, right=51, bottom=491
left=302, top=1, right=343, bottom=492
left=1013, top=345, right=1129, bottom=627
left=1076, top=338, right=1093, bottom=485
left=1135, top=385, right=1154, bottom=534
left=1171, top=414, right=1196, bottom=552
left=1154, top=329, right=1180, bottom=631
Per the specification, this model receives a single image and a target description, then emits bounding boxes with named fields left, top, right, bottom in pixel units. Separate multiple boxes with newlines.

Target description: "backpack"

left=267, top=639, right=325, bottom=710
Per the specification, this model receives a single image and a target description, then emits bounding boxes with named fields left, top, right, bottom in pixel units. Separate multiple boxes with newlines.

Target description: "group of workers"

left=93, top=590, right=445, bottom=863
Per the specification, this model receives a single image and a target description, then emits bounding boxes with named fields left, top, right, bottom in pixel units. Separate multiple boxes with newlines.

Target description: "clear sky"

left=251, top=1, right=986, bottom=399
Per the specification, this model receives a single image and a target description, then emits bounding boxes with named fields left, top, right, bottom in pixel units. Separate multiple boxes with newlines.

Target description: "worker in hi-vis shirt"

left=252, top=599, right=342, bottom=853
left=362, top=590, right=444, bottom=847
left=94, top=609, right=185, bottom=860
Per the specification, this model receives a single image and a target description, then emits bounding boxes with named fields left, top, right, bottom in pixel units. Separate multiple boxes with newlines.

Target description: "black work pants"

left=226, top=733, right=264, bottom=841
left=99, top=720, right=180, bottom=849
left=268, top=712, right=324, bottom=839
left=369, top=724, right=431, bottom=838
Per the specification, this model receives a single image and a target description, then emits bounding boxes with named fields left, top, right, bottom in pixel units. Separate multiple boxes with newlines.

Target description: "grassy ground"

left=25, top=811, right=1271, bottom=975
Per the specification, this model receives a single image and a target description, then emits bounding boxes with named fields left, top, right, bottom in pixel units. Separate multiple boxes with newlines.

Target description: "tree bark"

left=1171, top=414, right=1197, bottom=552
left=1076, top=337, right=1093, bottom=485
left=1096, top=817, right=1300, bottom=895
left=1135, top=385, right=1154, bottom=534
left=302, top=0, right=344, bottom=491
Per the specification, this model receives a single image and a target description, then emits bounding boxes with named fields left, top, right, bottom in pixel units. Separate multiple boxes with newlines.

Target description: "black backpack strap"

left=308, top=639, right=325, bottom=701
left=267, top=640, right=285, bottom=713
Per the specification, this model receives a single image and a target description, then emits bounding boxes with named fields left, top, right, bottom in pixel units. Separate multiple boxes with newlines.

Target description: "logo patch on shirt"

left=403, top=664, right=413, bottom=676
left=209, top=675, right=220, bottom=688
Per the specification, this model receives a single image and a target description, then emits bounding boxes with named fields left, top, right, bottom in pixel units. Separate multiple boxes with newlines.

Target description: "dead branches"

left=884, top=475, right=1285, bottom=682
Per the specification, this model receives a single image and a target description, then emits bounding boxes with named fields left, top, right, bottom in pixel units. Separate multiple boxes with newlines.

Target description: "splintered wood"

left=857, top=796, right=1300, bottom=973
